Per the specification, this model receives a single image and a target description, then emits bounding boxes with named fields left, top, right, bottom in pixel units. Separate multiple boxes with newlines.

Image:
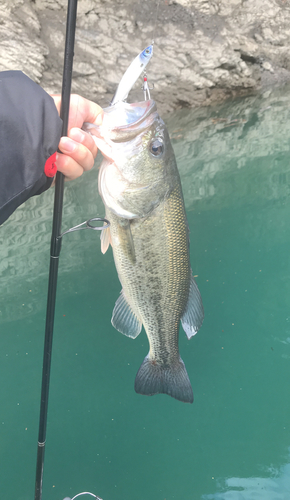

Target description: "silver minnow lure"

left=83, top=100, right=204, bottom=404
left=111, top=45, right=153, bottom=105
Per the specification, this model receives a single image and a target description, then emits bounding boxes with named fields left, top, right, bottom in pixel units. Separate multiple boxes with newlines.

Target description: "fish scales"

left=109, top=182, right=190, bottom=365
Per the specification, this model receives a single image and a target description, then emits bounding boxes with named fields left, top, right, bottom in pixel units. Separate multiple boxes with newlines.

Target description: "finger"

left=58, top=136, right=95, bottom=172
left=51, top=94, right=61, bottom=115
left=50, top=94, right=103, bottom=130
left=56, top=152, right=84, bottom=181
left=69, top=94, right=103, bottom=129
left=68, top=127, right=98, bottom=159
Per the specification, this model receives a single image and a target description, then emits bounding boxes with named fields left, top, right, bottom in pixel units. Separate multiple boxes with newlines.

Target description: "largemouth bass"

left=83, top=100, right=204, bottom=403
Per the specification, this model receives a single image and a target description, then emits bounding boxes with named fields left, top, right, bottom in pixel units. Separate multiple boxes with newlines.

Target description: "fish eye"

left=149, top=139, right=164, bottom=157
left=145, top=49, right=150, bottom=55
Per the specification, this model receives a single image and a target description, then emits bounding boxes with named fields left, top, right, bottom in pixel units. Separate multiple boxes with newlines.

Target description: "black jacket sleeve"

left=0, top=71, right=63, bottom=225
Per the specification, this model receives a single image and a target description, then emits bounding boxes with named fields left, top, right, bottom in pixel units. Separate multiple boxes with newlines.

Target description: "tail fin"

left=134, top=355, right=193, bottom=403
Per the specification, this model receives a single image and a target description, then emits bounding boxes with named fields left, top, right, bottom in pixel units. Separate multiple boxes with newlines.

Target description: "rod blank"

left=34, top=1, right=78, bottom=499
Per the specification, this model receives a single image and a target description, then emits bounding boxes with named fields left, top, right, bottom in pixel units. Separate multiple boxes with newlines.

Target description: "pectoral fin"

left=181, top=275, right=204, bottom=339
left=100, top=225, right=111, bottom=254
left=111, top=290, right=142, bottom=339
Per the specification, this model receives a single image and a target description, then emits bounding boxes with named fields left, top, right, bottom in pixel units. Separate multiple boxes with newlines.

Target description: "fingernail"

left=59, top=137, right=76, bottom=152
left=95, top=112, right=103, bottom=125
left=69, top=128, right=86, bottom=143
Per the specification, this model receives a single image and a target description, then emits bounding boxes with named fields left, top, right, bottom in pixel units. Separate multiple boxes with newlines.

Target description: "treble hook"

left=141, top=73, right=154, bottom=101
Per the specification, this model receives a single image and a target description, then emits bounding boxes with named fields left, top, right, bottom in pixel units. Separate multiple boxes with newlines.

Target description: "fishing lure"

left=111, top=44, right=153, bottom=105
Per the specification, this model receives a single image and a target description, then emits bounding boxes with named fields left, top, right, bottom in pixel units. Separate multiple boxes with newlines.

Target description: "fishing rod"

left=34, top=3, right=107, bottom=498
left=34, top=1, right=78, bottom=499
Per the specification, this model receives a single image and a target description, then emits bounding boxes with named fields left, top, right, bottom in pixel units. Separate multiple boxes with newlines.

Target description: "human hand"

left=51, top=94, right=103, bottom=181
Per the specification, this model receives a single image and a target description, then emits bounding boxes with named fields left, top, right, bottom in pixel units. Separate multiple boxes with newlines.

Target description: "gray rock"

left=1, top=0, right=290, bottom=112
left=0, top=1, right=47, bottom=82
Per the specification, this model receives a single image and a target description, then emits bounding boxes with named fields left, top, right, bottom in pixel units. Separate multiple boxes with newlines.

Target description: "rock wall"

left=1, top=0, right=290, bottom=112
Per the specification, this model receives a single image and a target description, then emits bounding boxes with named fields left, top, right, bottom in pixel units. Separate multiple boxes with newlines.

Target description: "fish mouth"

left=104, top=99, right=157, bottom=134
left=84, top=100, right=157, bottom=145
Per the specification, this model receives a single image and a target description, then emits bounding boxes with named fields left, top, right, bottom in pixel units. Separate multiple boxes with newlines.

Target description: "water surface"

left=1, top=87, right=290, bottom=500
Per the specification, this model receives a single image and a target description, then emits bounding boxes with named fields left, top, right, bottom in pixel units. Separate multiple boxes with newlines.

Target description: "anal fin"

left=181, top=275, right=204, bottom=339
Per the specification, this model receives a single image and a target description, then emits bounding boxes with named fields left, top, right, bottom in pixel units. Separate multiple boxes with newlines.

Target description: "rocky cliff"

left=1, top=0, right=290, bottom=112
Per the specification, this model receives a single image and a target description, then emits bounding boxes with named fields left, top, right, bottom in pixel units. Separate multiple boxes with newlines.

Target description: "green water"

left=1, top=87, right=290, bottom=500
